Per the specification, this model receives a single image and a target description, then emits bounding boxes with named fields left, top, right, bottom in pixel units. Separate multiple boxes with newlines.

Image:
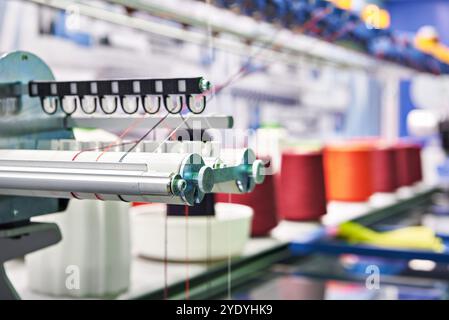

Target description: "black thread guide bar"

left=28, top=77, right=212, bottom=115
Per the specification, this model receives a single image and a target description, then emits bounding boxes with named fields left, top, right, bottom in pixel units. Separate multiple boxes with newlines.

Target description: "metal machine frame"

left=0, top=51, right=264, bottom=299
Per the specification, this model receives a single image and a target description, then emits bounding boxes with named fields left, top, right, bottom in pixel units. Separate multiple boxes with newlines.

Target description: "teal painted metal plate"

left=0, top=51, right=72, bottom=224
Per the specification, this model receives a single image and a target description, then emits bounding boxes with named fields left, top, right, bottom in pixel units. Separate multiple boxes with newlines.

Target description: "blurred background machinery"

left=2, top=0, right=449, bottom=300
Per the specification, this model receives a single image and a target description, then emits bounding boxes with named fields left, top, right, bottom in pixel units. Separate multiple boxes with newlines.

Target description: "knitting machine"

left=0, top=51, right=265, bottom=299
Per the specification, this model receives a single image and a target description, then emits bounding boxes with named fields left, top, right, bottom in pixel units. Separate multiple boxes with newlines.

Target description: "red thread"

left=164, top=212, right=169, bottom=300
left=299, top=8, right=332, bottom=35
left=184, top=205, right=190, bottom=300
left=278, top=151, right=327, bottom=221
left=94, top=193, right=104, bottom=201
left=372, top=145, right=398, bottom=193
left=72, top=150, right=85, bottom=161
left=70, top=151, right=85, bottom=199
left=410, top=145, right=423, bottom=183
left=96, top=115, right=147, bottom=161
left=327, top=21, right=358, bottom=42
left=70, top=192, right=81, bottom=199
left=394, top=142, right=423, bottom=187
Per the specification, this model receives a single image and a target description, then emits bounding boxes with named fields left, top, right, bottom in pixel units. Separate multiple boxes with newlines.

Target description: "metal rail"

left=22, top=0, right=410, bottom=73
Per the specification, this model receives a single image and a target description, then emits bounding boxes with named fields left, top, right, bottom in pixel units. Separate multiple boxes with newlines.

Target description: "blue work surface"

left=289, top=188, right=449, bottom=263
left=290, top=237, right=449, bottom=264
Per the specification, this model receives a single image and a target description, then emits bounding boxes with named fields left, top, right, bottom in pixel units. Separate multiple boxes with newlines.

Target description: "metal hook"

left=99, top=96, right=118, bottom=114
left=142, top=95, right=161, bottom=114
left=120, top=95, right=139, bottom=114
left=61, top=96, right=78, bottom=115
left=80, top=96, right=97, bottom=114
left=186, top=94, right=207, bottom=114
left=163, top=95, right=184, bottom=114
left=40, top=97, right=59, bottom=115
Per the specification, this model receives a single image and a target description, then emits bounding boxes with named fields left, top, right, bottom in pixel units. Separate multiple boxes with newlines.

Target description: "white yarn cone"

left=25, top=200, right=131, bottom=298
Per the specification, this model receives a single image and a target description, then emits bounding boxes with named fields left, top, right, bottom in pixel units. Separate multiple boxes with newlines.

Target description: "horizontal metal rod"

left=66, top=114, right=234, bottom=131
left=0, top=159, right=147, bottom=172
left=0, top=117, right=66, bottom=137
left=0, top=188, right=187, bottom=204
left=0, top=150, right=201, bottom=169
left=0, top=150, right=204, bottom=204
left=0, top=115, right=233, bottom=137
left=0, top=148, right=264, bottom=202
left=0, top=165, right=178, bottom=195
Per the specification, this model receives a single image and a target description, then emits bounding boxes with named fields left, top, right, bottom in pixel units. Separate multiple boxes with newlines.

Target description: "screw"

left=199, top=78, right=212, bottom=92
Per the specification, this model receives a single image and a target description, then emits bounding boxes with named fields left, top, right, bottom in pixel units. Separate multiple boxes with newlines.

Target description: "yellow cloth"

left=361, top=5, right=390, bottom=29
left=338, top=222, right=445, bottom=252
left=433, top=45, right=449, bottom=64
left=415, top=36, right=449, bottom=64
left=333, top=0, right=352, bottom=10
